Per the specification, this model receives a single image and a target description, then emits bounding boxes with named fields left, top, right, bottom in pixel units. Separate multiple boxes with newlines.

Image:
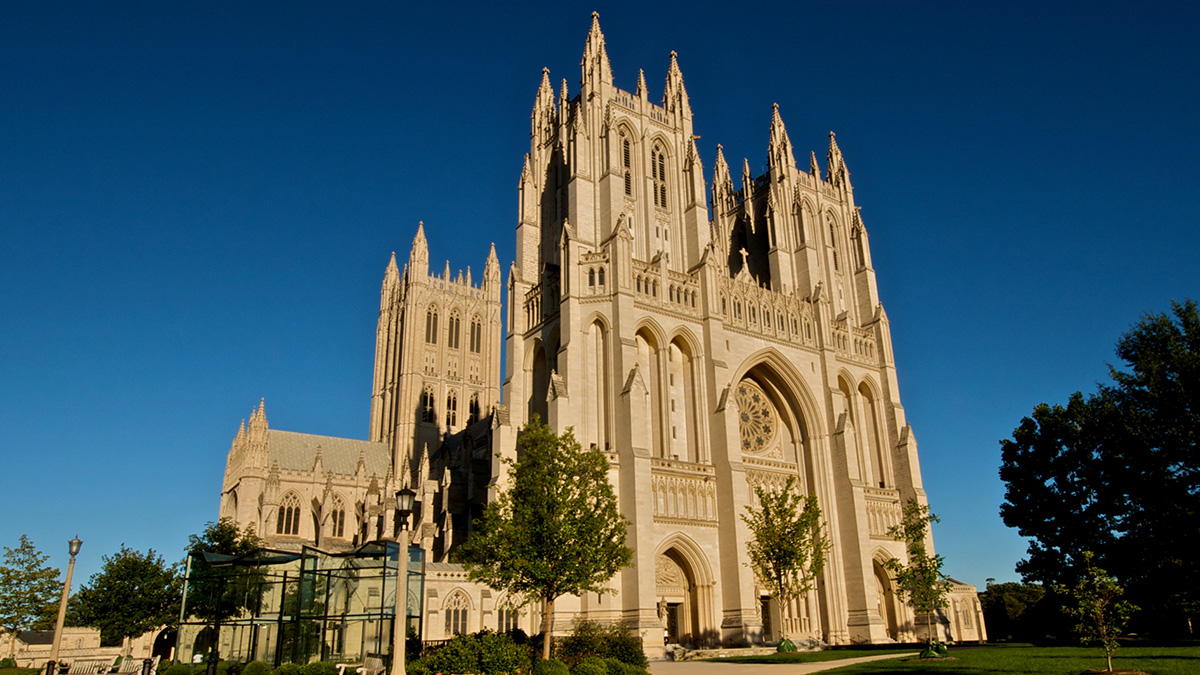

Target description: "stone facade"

left=218, top=12, right=983, bottom=657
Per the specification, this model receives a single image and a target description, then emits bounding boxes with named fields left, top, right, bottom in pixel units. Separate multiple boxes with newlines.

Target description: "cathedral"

left=217, top=13, right=985, bottom=657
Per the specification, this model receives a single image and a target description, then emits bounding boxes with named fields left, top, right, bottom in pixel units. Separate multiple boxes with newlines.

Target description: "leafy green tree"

left=71, top=546, right=182, bottom=648
left=456, top=419, right=633, bottom=660
left=884, top=499, right=953, bottom=648
left=1058, top=551, right=1137, bottom=672
left=977, top=581, right=1069, bottom=642
left=183, top=519, right=263, bottom=634
left=1000, top=299, right=1199, bottom=632
left=741, top=476, right=828, bottom=643
left=0, top=535, right=61, bottom=660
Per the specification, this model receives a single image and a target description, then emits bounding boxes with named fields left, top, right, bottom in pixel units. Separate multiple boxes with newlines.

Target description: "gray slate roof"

left=267, top=429, right=390, bottom=477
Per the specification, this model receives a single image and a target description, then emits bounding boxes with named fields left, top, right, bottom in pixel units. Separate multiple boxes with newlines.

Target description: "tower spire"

left=532, top=67, right=555, bottom=139
left=409, top=222, right=429, bottom=278
left=827, top=130, right=850, bottom=188
left=768, top=103, right=796, bottom=172
left=580, top=11, right=613, bottom=91
left=636, top=68, right=647, bottom=100
left=663, top=50, right=692, bottom=118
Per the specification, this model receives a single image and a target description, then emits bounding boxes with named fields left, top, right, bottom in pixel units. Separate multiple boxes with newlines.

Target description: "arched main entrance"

left=654, top=538, right=715, bottom=647
left=873, top=560, right=899, bottom=641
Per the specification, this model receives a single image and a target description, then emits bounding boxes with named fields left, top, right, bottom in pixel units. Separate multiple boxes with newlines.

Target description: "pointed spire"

left=712, top=144, right=734, bottom=208
left=810, top=151, right=820, bottom=180
left=520, top=154, right=532, bottom=186
left=560, top=78, right=569, bottom=111
left=636, top=69, right=647, bottom=100
left=381, top=251, right=400, bottom=310
left=663, top=50, right=692, bottom=118
left=409, top=222, right=429, bottom=277
left=827, top=131, right=849, bottom=186
left=443, top=260, right=451, bottom=281
left=768, top=103, right=796, bottom=171
left=580, top=11, right=613, bottom=90
left=532, top=67, right=555, bottom=138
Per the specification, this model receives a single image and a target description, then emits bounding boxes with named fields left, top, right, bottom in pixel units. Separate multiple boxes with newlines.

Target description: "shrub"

left=601, top=658, right=625, bottom=675
left=1, top=658, right=18, bottom=668
left=556, top=620, right=646, bottom=669
left=241, top=662, right=269, bottom=675
left=165, top=663, right=191, bottom=675
left=531, top=659, right=569, bottom=675
left=776, top=638, right=797, bottom=653
left=570, top=657, right=607, bottom=675
left=416, top=630, right=532, bottom=675
left=272, top=664, right=302, bottom=675
left=299, top=663, right=336, bottom=675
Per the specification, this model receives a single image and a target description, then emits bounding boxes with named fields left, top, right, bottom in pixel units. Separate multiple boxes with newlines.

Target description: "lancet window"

left=330, top=495, right=346, bottom=538
left=448, top=312, right=461, bottom=349
left=277, top=493, right=301, bottom=536
left=469, top=316, right=482, bottom=353
left=425, top=308, right=438, bottom=344
left=651, top=144, right=667, bottom=208
left=446, top=390, right=458, bottom=428
left=444, top=592, right=469, bottom=636
left=420, top=387, right=436, bottom=424
left=621, top=132, right=632, bottom=196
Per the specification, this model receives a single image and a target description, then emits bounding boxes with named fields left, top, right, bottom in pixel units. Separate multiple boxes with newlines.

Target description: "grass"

left=704, top=648, right=916, bottom=664
left=0, top=669, right=41, bottom=675
left=742, top=643, right=1200, bottom=675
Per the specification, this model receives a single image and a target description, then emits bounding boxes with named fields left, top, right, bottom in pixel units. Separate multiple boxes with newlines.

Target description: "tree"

left=71, top=546, right=182, bottom=648
left=884, top=499, right=953, bottom=648
left=182, top=519, right=263, bottom=635
left=1000, top=300, right=1199, bottom=632
left=455, top=419, right=633, bottom=660
left=1058, top=551, right=1137, bottom=673
left=0, top=535, right=61, bottom=660
left=977, top=581, right=1068, bottom=642
left=741, top=476, right=828, bottom=644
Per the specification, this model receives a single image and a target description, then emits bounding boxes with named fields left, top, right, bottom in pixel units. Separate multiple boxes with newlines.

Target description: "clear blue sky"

left=3, top=2, right=1198, bottom=592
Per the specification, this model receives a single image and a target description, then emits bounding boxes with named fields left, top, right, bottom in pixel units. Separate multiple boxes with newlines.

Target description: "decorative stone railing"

left=716, top=275, right=818, bottom=349
left=865, top=487, right=902, bottom=538
left=650, top=458, right=717, bottom=524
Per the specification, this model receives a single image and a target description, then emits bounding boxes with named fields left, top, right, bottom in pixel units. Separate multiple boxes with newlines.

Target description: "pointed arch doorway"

left=655, top=540, right=715, bottom=647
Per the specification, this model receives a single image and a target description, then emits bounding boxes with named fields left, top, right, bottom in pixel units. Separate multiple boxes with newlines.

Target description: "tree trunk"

left=542, top=597, right=554, bottom=661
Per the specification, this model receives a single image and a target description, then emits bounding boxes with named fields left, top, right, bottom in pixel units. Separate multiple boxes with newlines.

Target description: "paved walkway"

left=649, top=652, right=919, bottom=675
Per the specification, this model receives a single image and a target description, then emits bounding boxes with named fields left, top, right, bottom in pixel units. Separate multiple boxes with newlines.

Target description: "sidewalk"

left=649, top=652, right=919, bottom=675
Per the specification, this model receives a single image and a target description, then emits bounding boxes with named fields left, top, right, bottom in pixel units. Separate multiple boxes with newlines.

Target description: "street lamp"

left=391, top=489, right=416, bottom=675
left=47, top=537, right=82, bottom=675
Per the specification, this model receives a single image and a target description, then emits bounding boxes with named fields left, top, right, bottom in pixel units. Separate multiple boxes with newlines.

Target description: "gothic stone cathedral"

left=219, top=13, right=986, bottom=656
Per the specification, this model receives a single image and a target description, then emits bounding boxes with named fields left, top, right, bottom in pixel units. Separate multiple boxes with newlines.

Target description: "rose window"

left=735, top=380, right=778, bottom=454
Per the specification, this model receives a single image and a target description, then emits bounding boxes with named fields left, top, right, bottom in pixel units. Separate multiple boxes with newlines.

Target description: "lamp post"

left=391, top=488, right=416, bottom=675
left=46, top=537, right=82, bottom=675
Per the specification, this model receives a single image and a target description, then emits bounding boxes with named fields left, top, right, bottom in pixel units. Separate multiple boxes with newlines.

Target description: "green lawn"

left=801, top=643, right=1200, bottom=675
left=705, top=648, right=917, bottom=664
left=0, top=668, right=41, bottom=675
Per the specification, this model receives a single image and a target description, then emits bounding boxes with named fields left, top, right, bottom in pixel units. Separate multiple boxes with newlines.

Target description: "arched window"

left=794, top=202, right=806, bottom=245
left=469, top=317, right=482, bottom=353
left=425, top=308, right=438, bottom=344
left=448, top=312, right=461, bottom=349
left=468, top=393, right=481, bottom=425
left=277, top=493, right=301, bottom=536
left=588, top=268, right=595, bottom=287
left=598, top=267, right=605, bottom=286
left=444, top=592, right=469, bottom=636
left=827, top=214, right=841, bottom=272
left=420, top=387, right=436, bottom=424
left=621, top=133, right=632, bottom=196
left=446, top=390, right=458, bottom=428
left=497, top=598, right=520, bottom=633
left=331, top=495, right=346, bottom=538
left=651, top=144, right=667, bottom=208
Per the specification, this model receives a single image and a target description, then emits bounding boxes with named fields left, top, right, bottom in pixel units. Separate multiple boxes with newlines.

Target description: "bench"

left=335, top=655, right=385, bottom=675
left=65, top=658, right=117, bottom=675
left=114, top=655, right=159, bottom=674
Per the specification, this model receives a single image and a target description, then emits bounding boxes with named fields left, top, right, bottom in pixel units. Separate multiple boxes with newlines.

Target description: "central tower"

left=503, top=13, right=927, bottom=650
